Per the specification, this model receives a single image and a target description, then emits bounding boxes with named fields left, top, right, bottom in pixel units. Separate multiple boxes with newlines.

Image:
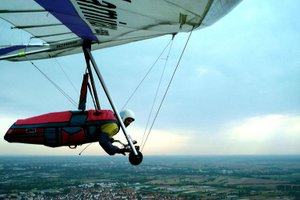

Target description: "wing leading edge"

left=0, top=0, right=242, bottom=61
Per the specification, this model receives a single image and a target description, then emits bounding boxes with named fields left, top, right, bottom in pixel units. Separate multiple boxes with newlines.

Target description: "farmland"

left=0, top=155, right=299, bottom=199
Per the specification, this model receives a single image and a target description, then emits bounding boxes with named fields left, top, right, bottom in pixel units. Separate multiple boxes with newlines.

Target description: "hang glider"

left=1, top=0, right=243, bottom=165
left=0, top=0, right=241, bottom=61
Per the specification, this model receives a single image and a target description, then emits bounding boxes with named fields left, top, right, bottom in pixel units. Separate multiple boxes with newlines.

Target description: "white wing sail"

left=0, top=0, right=242, bottom=61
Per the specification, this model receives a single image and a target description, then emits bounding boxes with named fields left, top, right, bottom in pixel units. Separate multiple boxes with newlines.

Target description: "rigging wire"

left=54, top=58, right=79, bottom=97
left=78, top=143, right=93, bottom=155
left=141, top=30, right=194, bottom=152
left=121, top=39, right=173, bottom=110
left=140, top=38, right=174, bottom=148
left=30, top=61, right=78, bottom=108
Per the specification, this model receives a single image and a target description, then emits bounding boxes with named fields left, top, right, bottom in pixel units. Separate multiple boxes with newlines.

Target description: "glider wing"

left=0, top=0, right=242, bottom=61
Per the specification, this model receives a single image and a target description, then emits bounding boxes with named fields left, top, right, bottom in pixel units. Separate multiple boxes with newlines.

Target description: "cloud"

left=228, top=115, right=300, bottom=141
left=114, top=127, right=192, bottom=155
left=225, top=114, right=300, bottom=154
left=188, top=114, right=300, bottom=155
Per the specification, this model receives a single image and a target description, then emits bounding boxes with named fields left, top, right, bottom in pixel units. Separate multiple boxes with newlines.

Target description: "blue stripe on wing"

left=34, top=0, right=98, bottom=42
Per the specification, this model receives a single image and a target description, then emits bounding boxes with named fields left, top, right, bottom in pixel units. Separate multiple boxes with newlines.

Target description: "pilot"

left=99, top=109, right=135, bottom=155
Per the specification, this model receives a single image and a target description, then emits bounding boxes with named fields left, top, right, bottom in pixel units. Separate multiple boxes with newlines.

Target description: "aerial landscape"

left=1, top=155, right=299, bottom=199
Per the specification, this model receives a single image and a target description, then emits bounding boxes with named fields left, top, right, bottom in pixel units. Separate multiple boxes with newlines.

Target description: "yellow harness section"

left=101, top=123, right=119, bottom=139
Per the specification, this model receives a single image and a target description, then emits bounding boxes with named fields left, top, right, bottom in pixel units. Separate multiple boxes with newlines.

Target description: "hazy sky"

left=0, top=0, right=299, bottom=156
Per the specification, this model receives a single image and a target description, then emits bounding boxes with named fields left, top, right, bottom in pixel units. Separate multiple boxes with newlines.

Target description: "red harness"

left=4, top=110, right=118, bottom=148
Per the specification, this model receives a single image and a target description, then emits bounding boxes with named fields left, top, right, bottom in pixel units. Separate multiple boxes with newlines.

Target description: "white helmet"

left=120, top=109, right=135, bottom=121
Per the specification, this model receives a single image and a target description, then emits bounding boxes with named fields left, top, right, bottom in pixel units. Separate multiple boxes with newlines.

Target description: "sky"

left=0, top=0, right=299, bottom=156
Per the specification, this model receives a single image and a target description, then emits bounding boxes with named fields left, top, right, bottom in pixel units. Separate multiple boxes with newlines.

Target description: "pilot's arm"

left=99, top=123, right=124, bottom=155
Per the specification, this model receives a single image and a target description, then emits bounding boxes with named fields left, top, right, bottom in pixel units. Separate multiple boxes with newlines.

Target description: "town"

left=1, top=155, right=299, bottom=199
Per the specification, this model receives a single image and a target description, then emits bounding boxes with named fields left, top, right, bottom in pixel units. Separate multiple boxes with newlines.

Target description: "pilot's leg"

left=99, top=133, right=121, bottom=155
